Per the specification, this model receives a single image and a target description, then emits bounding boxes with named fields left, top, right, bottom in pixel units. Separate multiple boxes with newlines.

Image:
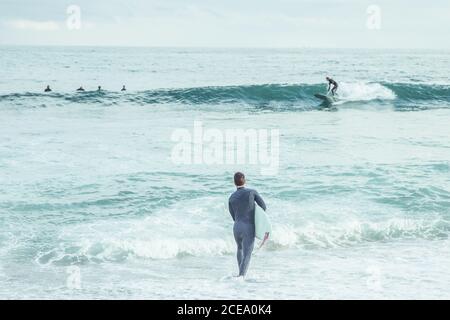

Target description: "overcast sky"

left=0, top=0, right=449, bottom=48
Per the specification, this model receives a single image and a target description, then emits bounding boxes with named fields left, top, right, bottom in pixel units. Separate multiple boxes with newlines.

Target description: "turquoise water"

left=1, top=47, right=450, bottom=299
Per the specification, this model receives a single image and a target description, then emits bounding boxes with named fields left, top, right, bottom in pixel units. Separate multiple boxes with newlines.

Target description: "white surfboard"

left=255, top=205, right=272, bottom=240
left=314, top=93, right=338, bottom=104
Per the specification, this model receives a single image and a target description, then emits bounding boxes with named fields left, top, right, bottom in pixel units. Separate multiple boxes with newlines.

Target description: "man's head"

left=234, top=172, right=245, bottom=187
left=326, top=76, right=330, bottom=81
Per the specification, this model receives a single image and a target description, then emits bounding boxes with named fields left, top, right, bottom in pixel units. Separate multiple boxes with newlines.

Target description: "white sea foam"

left=337, top=82, right=396, bottom=102
left=34, top=209, right=448, bottom=266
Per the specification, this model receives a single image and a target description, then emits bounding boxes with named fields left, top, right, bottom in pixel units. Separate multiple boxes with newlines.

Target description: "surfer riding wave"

left=326, top=77, right=338, bottom=96
left=228, top=172, right=266, bottom=278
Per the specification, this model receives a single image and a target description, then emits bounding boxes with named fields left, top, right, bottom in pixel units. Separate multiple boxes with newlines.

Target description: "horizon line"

left=0, top=44, right=449, bottom=51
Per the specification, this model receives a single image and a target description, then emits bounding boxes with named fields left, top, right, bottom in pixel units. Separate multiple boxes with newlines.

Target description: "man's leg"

left=332, top=86, right=337, bottom=96
left=236, top=240, right=243, bottom=271
left=239, top=233, right=255, bottom=277
left=234, top=225, right=244, bottom=274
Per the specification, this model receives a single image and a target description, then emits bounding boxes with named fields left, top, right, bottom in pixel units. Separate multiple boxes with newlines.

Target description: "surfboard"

left=314, top=93, right=337, bottom=104
left=255, top=205, right=272, bottom=240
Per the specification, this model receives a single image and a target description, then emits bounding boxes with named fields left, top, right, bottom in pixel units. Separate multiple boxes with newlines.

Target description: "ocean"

left=0, top=47, right=449, bottom=299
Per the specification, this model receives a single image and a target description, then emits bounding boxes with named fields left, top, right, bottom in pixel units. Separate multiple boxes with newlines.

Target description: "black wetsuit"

left=327, top=78, right=338, bottom=96
left=228, top=187, right=266, bottom=277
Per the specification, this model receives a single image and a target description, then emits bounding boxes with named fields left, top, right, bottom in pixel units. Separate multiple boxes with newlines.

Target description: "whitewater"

left=0, top=47, right=449, bottom=299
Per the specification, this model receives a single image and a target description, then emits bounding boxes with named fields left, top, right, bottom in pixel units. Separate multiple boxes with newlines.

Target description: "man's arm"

left=254, top=190, right=267, bottom=211
left=228, top=199, right=235, bottom=221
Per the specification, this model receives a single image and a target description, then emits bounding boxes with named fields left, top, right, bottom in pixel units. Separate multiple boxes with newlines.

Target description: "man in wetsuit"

left=326, top=77, right=338, bottom=96
left=228, top=172, right=266, bottom=278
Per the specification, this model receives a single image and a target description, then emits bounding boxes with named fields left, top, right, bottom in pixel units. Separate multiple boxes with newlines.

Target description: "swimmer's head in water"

left=234, top=172, right=245, bottom=187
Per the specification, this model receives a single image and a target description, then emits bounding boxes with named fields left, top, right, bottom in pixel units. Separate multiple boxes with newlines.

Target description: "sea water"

left=0, top=47, right=449, bottom=299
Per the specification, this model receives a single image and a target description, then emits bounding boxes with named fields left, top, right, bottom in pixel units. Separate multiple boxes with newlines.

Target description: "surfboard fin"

left=258, top=232, right=270, bottom=249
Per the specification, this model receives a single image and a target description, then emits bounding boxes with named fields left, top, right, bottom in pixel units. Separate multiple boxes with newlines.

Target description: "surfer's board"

left=255, top=205, right=272, bottom=240
left=314, top=93, right=337, bottom=104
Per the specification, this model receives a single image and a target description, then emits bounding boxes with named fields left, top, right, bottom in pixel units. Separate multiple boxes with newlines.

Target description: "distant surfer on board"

left=326, top=76, right=338, bottom=96
left=228, top=172, right=267, bottom=278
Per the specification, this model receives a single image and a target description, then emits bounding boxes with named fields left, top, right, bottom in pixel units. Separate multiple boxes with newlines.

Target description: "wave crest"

left=34, top=217, right=450, bottom=266
left=2, top=82, right=449, bottom=109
